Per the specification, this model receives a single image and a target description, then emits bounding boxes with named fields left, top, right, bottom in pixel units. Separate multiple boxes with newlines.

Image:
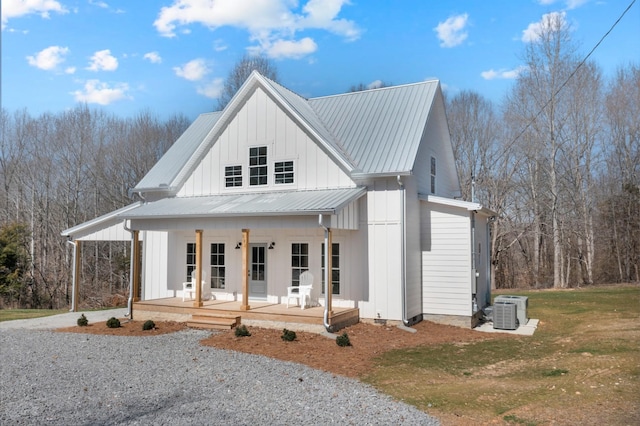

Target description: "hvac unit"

left=495, top=295, right=528, bottom=326
left=493, top=301, right=518, bottom=330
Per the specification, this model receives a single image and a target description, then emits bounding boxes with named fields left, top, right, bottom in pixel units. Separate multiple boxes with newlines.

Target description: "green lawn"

left=363, top=285, right=640, bottom=425
left=0, top=308, right=67, bottom=322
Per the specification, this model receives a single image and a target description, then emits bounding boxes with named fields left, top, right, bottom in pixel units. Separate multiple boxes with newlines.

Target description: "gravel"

left=0, top=328, right=439, bottom=425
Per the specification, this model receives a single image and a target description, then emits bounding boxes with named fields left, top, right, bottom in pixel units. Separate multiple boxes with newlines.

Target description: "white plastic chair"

left=182, top=270, right=207, bottom=301
left=286, top=271, right=313, bottom=309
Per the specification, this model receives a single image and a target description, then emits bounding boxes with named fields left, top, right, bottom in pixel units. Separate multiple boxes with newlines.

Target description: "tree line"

left=1, top=20, right=638, bottom=309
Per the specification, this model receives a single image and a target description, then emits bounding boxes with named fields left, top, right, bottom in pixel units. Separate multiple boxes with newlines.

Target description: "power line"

left=505, top=0, right=636, bottom=150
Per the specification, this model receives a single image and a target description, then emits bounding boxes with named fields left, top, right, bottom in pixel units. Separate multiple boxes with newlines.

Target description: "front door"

left=249, top=244, right=267, bottom=299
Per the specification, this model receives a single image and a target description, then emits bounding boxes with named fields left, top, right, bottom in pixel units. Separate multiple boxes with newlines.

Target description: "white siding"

left=414, top=90, right=461, bottom=198
left=360, top=178, right=403, bottom=320
left=142, top=231, right=169, bottom=300
left=178, top=87, right=354, bottom=197
left=421, top=201, right=472, bottom=316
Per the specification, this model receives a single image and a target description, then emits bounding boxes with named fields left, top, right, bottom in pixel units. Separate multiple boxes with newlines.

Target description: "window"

left=210, top=243, right=225, bottom=289
left=186, top=243, right=196, bottom=281
left=321, top=243, right=340, bottom=295
left=291, top=243, right=309, bottom=287
left=274, top=161, right=294, bottom=184
left=225, top=165, right=242, bottom=187
left=430, top=156, right=436, bottom=194
left=249, top=146, right=267, bottom=186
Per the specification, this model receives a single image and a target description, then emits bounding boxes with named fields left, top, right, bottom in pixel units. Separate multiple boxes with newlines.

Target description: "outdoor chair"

left=182, top=270, right=207, bottom=301
left=286, top=271, right=313, bottom=309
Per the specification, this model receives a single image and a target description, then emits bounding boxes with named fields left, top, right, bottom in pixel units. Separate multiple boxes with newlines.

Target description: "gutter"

left=397, top=176, right=416, bottom=332
left=318, top=214, right=333, bottom=333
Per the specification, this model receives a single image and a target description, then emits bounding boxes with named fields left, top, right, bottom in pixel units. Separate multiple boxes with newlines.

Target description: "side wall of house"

left=178, top=87, right=354, bottom=197
left=359, top=178, right=403, bottom=321
left=473, top=213, right=491, bottom=309
left=414, top=90, right=461, bottom=199
left=421, top=201, right=472, bottom=318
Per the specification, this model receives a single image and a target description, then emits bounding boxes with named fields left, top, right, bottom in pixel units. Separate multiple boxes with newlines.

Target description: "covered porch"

left=133, top=297, right=360, bottom=331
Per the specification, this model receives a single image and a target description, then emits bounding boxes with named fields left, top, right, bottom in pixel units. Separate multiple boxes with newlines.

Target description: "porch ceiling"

left=119, top=187, right=366, bottom=219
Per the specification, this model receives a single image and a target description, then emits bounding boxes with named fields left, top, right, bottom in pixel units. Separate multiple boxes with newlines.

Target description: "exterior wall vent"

left=495, top=295, right=528, bottom=326
left=493, top=301, right=518, bottom=330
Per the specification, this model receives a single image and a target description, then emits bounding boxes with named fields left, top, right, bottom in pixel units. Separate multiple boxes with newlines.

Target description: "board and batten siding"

left=142, top=231, right=169, bottom=300
left=178, top=87, right=354, bottom=197
left=421, top=201, right=472, bottom=316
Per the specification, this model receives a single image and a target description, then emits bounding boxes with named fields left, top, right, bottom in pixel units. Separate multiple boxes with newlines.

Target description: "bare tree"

left=217, top=54, right=279, bottom=110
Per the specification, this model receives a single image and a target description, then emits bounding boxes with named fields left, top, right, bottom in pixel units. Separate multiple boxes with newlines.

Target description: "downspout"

left=123, top=220, right=134, bottom=319
left=471, top=211, right=478, bottom=313
left=318, top=214, right=332, bottom=332
left=396, top=176, right=412, bottom=328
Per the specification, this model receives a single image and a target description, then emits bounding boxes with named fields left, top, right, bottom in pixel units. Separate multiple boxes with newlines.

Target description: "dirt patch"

left=57, top=319, right=186, bottom=336
left=203, top=321, right=499, bottom=378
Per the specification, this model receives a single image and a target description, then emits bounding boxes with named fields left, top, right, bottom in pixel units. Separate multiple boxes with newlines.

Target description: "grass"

left=0, top=308, right=67, bottom=322
left=363, top=284, right=640, bottom=425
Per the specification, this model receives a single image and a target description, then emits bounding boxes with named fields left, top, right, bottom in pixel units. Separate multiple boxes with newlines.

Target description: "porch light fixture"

left=235, top=242, right=242, bottom=249
left=268, top=242, right=275, bottom=250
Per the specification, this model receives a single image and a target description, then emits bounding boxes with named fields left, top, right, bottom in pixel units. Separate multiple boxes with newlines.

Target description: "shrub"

left=77, top=314, right=88, bottom=327
left=106, top=317, right=121, bottom=328
left=142, top=320, right=155, bottom=331
left=281, top=328, right=296, bottom=341
left=336, top=332, right=351, bottom=347
left=234, top=324, right=251, bottom=337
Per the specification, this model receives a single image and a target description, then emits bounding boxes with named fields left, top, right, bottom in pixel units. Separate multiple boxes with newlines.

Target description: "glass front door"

left=249, top=244, right=267, bottom=298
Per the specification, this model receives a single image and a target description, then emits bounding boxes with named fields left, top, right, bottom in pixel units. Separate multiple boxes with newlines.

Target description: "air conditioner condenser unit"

left=493, top=301, right=518, bottom=330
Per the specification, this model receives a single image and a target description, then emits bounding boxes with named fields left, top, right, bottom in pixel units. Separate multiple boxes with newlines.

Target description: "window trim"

left=291, top=242, right=309, bottom=288
left=224, top=165, right=243, bottom=188
left=186, top=242, right=196, bottom=282
left=430, top=156, right=436, bottom=194
left=249, top=146, right=268, bottom=186
left=274, top=160, right=295, bottom=185
left=321, top=242, right=340, bottom=296
left=210, top=243, right=225, bottom=289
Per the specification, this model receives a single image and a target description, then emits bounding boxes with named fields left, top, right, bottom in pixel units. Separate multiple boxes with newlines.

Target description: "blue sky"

left=2, top=0, right=638, bottom=121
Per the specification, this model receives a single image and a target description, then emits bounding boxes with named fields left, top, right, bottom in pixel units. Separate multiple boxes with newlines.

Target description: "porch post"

left=132, top=230, right=141, bottom=302
left=326, top=228, right=333, bottom=318
left=70, top=240, right=81, bottom=312
left=194, top=229, right=203, bottom=308
left=240, top=228, right=250, bottom=311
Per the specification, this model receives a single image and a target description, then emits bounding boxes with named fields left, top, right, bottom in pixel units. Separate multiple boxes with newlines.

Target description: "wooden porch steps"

left=187, top=314, right=241, bottom=330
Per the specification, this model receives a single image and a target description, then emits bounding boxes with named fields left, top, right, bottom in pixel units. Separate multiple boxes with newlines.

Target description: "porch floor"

left=133, top=297, right=359, bottom=331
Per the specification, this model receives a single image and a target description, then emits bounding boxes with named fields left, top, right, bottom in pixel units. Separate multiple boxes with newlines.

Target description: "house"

left=62, top=71, right=495, bottom=330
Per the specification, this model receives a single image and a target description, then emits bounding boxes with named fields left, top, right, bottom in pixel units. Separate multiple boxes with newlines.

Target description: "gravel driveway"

left=0, top=326, right=439, bottom=425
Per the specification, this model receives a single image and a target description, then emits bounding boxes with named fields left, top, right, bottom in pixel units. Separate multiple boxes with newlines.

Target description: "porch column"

left=194, top=229, right=203, bottom=308
left=70, top=240, right=81, bottom=312
left=132, top=230, right=141, bottom=302
left=326, top=228, right=333, bottom=318
left=240, top=228, right=250, bottom=311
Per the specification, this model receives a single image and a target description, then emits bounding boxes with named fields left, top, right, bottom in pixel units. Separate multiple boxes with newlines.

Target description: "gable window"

left=210, top=243, right=225, bottom=289
left=274, top=161, right=294, bottom=184
left=186, top=243, right=196, bottom=281
left=249, top=146, right=268, bottom=186
left=225, top=165, right=242, bottom=187
left=291, top=243, right=309, bottom=287
left=321, top=243, right=340, bottom=295
left=430, top=156, right=436, bottom=194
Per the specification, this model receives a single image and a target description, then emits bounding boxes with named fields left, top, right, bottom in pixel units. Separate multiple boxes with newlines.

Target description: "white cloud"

left=197, top=78, right=224, bottom=99
left=522, top=11, right=567, bottom=42
left=1, top=0, right=68, bottom=29
left=481, top=66, right=526, bottom=80
left=153, top=0, right=360, bottom=58
left=434, top=13, right=469, bottom=48
left=173, top=58, right=210, bottom=81
left=143, top=51, right=162, bottom=64
left=65, top=67, right=76, bottom=74
left=263, top=37, right=317, bottom=59
left=87, top=49, right=118, bottom=71
left=367, top=80, right=384, bottom=90
left=71, top=80, right=130, bottom=105
left=537, top=0, right=587, bottom=8
left=26, top=45, right=69, bottom=70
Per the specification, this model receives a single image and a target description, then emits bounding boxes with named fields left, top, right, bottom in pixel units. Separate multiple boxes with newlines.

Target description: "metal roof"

left=134, top=112, right=222, bottom=191
left=309, top=80, right=439, bottom=175
left=61, top=203, right=141, bottom=237
left=120, top=187, right=366, bottom=219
